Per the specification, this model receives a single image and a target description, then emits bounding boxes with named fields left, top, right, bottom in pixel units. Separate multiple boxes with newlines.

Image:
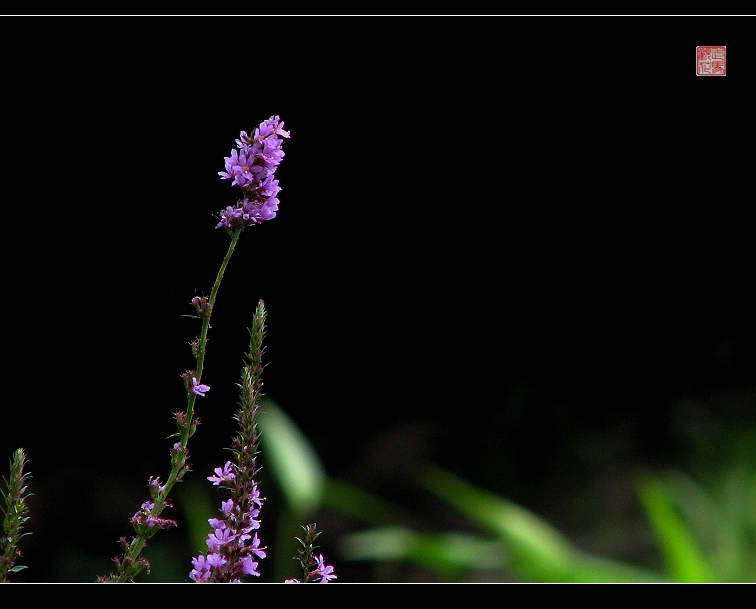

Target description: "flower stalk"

left=285, top=523, right=338, bottom=583
left=100, top=115, right=290, bottom=582
left=190, top=299, right=269, bottom=582
left=2, top=116, right=335, bottom=584
left=1, top=448, right=32, bottom=582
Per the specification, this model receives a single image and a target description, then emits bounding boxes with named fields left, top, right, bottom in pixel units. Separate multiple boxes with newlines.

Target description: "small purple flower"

left=191, top=377, right=211, bottom=397
left=239, top=555, right=261, bottom=577
left=189, top=555, right=212, bottom=582
left=207, top=525, right=239, bottom=552
left=207, top=552, right=227, bottom=570
left=207, top=461, right=236, bottom=486
left=189, top=553, right=228, bottom=582
left=312, top=554, right=337, bottom=583
left=249, top=532, right=267, bottom=560
left=131, top=500, right=177, bottom=530
left=148, top=476, right=166, bottom=494
left=250, top=482, right=264, bottom=508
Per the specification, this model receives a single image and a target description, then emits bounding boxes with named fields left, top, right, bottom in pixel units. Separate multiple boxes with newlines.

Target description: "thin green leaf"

left=636, top=475, right=715, bottom=582
left=322, top=478, right=417, bottom=526
left=339, top=526, right=508, bottom=577
left=419, top=464, right=666, bottom=582
left=257, top=397, right=326, bottom=519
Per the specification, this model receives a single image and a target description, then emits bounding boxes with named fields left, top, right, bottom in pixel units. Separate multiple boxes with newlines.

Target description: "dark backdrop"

left=1, top=15, right=753, bottom=582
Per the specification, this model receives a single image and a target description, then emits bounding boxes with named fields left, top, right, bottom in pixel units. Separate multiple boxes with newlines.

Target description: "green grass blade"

left=636, top=475, right=716, bottom=582
left=339, top=526, right=509, bottom=579
left=419, top=464, right=666, bottom=582
left=257, top=397, right=327, bottom=519
left=322, top=477, right=418, bottom=526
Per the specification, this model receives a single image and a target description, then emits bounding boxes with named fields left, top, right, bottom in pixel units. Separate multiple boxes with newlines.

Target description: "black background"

left=1, top=15, right=753, bottom=583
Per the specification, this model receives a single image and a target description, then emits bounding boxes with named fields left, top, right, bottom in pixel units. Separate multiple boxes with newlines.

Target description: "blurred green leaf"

left=636, top=475, right=714, bottom=582
left=257, top=397, right=327, bottom=519
left=339, top=526, right=509, bottom=578
left=637, top=467, right=756, bottom=582
left=419, top=464, right=667, bottom=582
left=322, top=478, right=418, bottom=527
left=178, top=475, right=218, bottom=554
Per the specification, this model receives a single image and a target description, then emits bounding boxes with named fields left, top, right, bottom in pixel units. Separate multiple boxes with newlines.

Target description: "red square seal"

left=696, top=46, right=726, bottom=76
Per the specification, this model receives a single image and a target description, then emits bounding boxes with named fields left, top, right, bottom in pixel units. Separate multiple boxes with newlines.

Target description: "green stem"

left=116, top=227, right=243, bottom=581
left=186, top=226, right=242, bottom=436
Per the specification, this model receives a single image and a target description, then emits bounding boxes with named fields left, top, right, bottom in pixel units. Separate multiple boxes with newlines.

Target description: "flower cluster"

left=216, top=115, right=291, bottom=232
left=189, top=300, right=270, bottom=583
left=189, top=474, right=267, bottom=582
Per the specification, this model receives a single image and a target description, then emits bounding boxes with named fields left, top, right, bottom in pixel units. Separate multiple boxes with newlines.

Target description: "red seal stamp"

left=696, top=46, right=726, bottom=76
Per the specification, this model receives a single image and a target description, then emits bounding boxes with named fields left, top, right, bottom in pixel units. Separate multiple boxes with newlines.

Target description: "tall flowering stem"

left=285, top=523, right=338, bottom=583
left=190, top=300, right=268, bottom=582
left=101, top=116, right=289, bottom=582
left=1, top=448, right=32, bottom=582
left=101, top=228, right=242, bottom=582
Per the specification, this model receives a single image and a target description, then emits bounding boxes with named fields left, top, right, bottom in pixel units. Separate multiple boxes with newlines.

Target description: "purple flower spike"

left=216, top=115, right=290, bottom=232
left=191, top=377, right=211, bottom=397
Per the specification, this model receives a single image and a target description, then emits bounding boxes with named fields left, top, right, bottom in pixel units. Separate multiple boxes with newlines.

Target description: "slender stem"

left=116, top=227, right=243, bottom=581
left=186, top=226, right=242, bottom=435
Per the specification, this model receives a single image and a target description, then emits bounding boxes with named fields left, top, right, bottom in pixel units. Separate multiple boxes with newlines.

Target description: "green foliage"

left=226, top=396, right=756, bottom=583
left=257, top=397, right=327, bottom=520
left=638, top=467, right=756, bottom=583
left=636, top=475, right=714, bottom=582
left=1, top=448, right=32, bottom=582
left=326, top=446, right=756, bottom=582
left=418, top=465, right=667, bottom=582
left=338, top=527, right=508, bottom=579
left=330, top=464, right=666, bottom=582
